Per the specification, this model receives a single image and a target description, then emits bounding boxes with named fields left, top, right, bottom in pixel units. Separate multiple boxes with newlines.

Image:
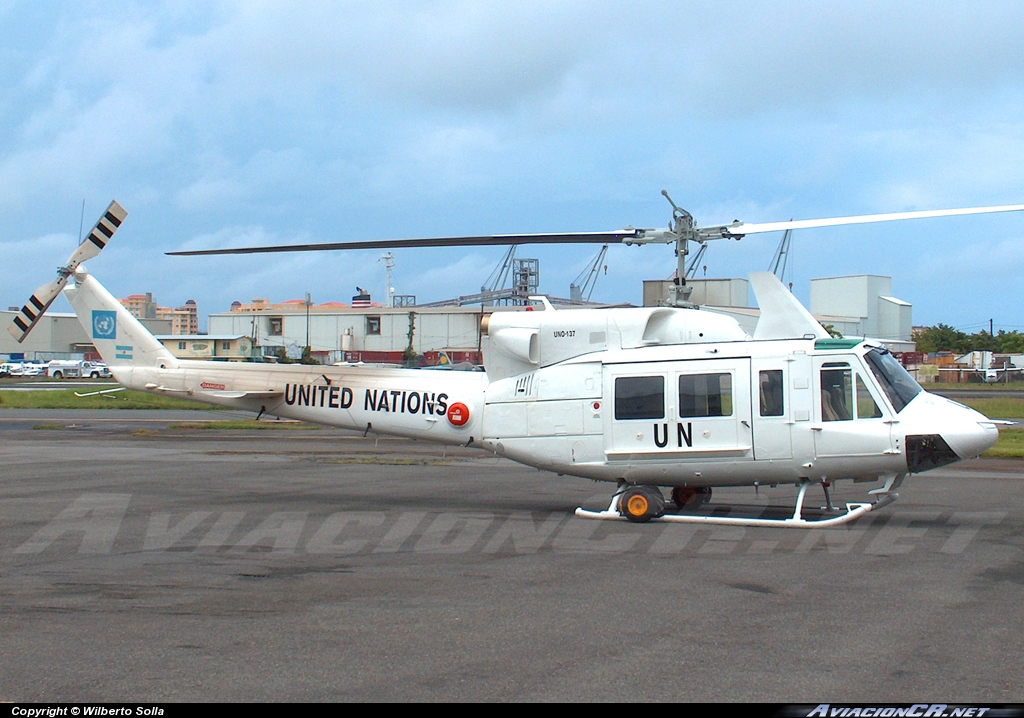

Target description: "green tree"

left=300, top=346, right=319, bottom=365
left=969, top=331, right=996, bottom=352
left=274, top=347, right=296, bottom=364
left=995, top=330, right=1024, bottom=354
left=403, top=312, right=419, bottom=366
left=913, top=324, right=970, bottom=354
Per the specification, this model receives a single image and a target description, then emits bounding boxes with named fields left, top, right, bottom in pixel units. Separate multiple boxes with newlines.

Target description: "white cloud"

left=3, top=1, right=1024, bottom=324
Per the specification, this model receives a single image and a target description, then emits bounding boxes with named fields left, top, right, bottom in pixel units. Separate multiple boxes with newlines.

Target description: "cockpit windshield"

left=864, top=347, right=922, bottom=413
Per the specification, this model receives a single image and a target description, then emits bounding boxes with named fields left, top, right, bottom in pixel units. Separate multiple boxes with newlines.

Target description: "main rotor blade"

left=713, top=204, right=1024, bottom=237
left=167, top=230, right=641, bottom=256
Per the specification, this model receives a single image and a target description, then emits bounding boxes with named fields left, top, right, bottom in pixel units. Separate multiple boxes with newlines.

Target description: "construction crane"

left=768, top=228, right=794, bottom=282
left=570, top=244, right=609, bottom=302
left=417, top=246, right=540, bottom=308
left=684, top=241, right=709, bottom=278
left=481, top=246, right=517, bottom=295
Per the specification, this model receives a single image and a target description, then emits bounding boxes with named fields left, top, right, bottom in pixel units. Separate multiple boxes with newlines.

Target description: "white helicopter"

left=10, top=196, right=1024, bottom=528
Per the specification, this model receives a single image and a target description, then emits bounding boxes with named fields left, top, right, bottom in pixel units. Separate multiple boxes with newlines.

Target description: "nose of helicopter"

left=901, top=392, right=1000, bottom=466
left=941, top=404, right=1000, bottom=459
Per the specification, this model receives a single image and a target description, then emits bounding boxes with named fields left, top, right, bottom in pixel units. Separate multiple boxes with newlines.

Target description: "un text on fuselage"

left=283, top=383, right=449, bottom=416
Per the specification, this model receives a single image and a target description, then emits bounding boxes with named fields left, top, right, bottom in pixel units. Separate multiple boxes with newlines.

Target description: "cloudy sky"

left=3, top=1, right=1024, bottom=333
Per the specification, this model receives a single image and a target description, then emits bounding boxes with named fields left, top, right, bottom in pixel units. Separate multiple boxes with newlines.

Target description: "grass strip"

left=930, top=382, right=1024, bottom=392
left=984, top=428, right=1024, bottom=458
left=0, top=388, right=219, bottom=410
left=955, top=397, right=1024, bottom=419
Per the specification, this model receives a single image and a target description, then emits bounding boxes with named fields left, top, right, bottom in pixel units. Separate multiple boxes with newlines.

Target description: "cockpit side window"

left=864, top=347, right=922, bottom=413
left=820, top=364, right=853, bottom=422
left=856, top=374, right=882, bottom=418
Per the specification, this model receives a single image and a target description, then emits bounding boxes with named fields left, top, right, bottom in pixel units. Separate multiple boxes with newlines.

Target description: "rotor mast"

left=661, top=190, right=697, bottom=308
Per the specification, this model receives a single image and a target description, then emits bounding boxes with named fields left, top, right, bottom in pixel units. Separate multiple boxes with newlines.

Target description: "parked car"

left=0, top=362, right=24, bottom=378
left=83, top=361, right=111, bottom=378
left=46, top=360, right=112, bottom=379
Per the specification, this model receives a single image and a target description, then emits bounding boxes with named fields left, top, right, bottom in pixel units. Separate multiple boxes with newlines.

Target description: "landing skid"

left=575, top=479, right=900, bottom=529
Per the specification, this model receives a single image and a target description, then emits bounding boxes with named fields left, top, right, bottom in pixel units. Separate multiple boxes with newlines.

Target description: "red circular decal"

left=447, top=402, right=470, bottom=426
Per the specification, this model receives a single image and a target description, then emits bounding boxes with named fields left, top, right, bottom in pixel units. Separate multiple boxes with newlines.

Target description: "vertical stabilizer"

left=65, top=268, right=176, bottom=369
left=749, top=272, right=830, bottom=340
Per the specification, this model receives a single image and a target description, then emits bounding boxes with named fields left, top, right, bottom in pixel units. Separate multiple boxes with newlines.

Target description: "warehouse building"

left=207, top=303, right=488, bottom=364
left=4, top=274, right=916, bottom=364
left=0, top=310, right=171, bottom=361
left=642, top=274, right=913, bottom=351
left=155, top=335, right=253, bottom=360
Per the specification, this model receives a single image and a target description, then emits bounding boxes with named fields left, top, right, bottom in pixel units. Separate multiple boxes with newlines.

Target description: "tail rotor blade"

left=7, top=275, right=70, bottom=343
left=8, top=199, right=126, bottom=343
left=67, top=200, right=127, bottom=268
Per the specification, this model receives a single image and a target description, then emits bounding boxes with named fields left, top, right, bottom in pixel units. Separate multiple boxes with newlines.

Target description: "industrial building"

left=4, top=273, right=915, bottom=364
left=642, top=274, right=914, bottom=351
left=810, top=276, right=912, bottom=350
left=156, top=335, right=253, bottom=360
left=207, top=303, right=487, bottom=364
left=0, top=309, right=171, bottom=361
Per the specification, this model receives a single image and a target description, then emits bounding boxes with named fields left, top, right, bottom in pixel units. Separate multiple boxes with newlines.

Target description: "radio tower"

left=381, top=252, right=395, bottom=308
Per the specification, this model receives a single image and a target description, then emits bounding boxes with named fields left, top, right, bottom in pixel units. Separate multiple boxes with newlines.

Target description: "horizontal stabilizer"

left=142, top=383, right=282, bottom=400
left=198, top=390, right=283, bottom=400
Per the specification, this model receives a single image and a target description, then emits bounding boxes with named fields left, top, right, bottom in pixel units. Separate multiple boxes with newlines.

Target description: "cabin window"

left=366, top=316, right=381, bottom=335
left=759, top=370, right=784, bottom=416
left=679, top=373, right=733, bottom=418
left=269, top=317, right=283, bottom=336
left=614, top=376, right=664, bottom=420
left=820, top=364, right=853, bottom=421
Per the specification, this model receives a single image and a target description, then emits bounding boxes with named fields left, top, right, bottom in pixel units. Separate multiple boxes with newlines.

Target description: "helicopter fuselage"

left=90, top=275, right=997, bottom=495
left=477, top=336, right=996, bottom=488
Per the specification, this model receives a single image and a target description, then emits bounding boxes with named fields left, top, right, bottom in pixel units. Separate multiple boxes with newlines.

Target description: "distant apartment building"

left=121, top=292, right=158, bottom=319
left=156, top=300, right=199, bottom=335
left=120, top=294, right=198, bottom=335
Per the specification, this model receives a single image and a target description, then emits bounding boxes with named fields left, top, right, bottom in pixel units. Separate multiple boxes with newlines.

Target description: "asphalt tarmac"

left=1, top=410, right=1023, bottom=702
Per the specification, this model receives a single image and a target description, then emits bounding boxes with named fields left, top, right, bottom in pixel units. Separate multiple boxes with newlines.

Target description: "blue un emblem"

left=92, top=310, right=117, bottom=340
